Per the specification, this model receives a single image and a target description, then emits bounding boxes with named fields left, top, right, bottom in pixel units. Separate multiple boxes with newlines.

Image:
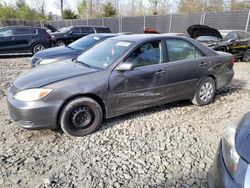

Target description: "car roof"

left=110, top=34, right=188, bottom=42
left=0, top=26, right=42, bottom=30
left=219, top=30, right=248, bottom=34
left=88, top=33, right=122, bottom=37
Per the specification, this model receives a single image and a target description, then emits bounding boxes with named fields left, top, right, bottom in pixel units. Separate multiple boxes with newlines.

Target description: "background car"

left=0, top=26, right=53, bottom=54
left=187, top=24, right=250, bottom=61
left=208, top=112, right=250, bottom=187
left=51, top=25, right=111, bottom=46
left=7, top=35, right=234, bottom=137
left=31, top=33, right=122, bottom=67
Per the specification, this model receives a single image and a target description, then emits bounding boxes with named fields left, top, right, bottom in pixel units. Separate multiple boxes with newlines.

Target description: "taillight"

left=232, top=56, right=234, bottom=65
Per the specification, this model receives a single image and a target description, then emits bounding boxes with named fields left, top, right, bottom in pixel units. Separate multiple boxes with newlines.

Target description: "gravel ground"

left=0, top=57, right=250, bottom=188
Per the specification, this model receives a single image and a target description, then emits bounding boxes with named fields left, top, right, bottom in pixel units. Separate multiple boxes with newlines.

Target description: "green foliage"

left=77, top=0, right=87, bottom=19
left=63, top=8, right=78, bottom=19
left=102, top=2, right=116, bottom=17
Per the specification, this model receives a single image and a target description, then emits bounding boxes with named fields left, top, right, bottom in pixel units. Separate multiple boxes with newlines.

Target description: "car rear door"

left=164, top=38, right=210, bottom=101
left=14, top=27, right=35, bottom=52
left=109, top=39, right=168, bottom=114
left=0, top=27, right=15, bottom=53
left=80, top=27, right=95, bottom=37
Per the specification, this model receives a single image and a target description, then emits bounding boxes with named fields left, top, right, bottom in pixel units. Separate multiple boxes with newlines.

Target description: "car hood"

left=34, top=46, right=81, bottom=59
left=44, top=24, right=58, bottom=33
left=236, top=112, right=250, bottom=163
left=14, top=60, right=97, bottom=90
left=187, top=25, right=223, bottom=39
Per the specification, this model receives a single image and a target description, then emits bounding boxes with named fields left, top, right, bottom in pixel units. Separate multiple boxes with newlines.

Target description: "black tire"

left=59, top=97, right=103, bottom=137
left=32, top=43, right=46, bottom=54
left=192, top=77, right=216, bottom=106
left=55, top=40, right=65, bottom=46
left=243, top=49, right=250, bottom=62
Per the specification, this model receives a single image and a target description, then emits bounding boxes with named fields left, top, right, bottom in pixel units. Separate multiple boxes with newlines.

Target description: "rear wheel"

left=55, top=40, right=65, bottom=46
left=243, top=49, right=250, bottom=62
left=192, top=77, right=216, bottom=106
left=32, top=43, right=46, bottom=54
left=59, top=97, right=103, bottom=137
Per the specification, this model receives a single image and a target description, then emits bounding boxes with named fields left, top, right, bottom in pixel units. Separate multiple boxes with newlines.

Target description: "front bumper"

left=208, top=141, right=250, bottom=188
left=7, top=88, right=60, bottom=130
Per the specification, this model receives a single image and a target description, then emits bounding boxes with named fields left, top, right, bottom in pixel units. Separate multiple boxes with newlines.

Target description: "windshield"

left=59, top=27, right=71, bottom=33
left=77, top=39, right=133, bottom=69
left=69, top=35, right=104, bottom=50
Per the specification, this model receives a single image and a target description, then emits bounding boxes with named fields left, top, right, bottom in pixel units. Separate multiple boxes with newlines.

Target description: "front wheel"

left=192, top=77, right=216, bottom=106
left=59, top=97, right=103, bottom=137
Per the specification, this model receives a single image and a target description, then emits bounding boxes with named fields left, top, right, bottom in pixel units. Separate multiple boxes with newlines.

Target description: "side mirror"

left=115, top=62, right=134, bottom=71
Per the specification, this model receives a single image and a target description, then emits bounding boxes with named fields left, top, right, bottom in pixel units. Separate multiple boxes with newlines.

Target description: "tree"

left=77, top=0, right=87, bottom=18
left=230, top=0, right=250, bottom=10
left=63, top=8, right=78, bottom=19
left=148, top=0, right=160, bottom=15
left=102, top=2, right=116, bottom=17
left=36, top=0, right=46, bottom=17
left=61, top=0, right=63, bottom=17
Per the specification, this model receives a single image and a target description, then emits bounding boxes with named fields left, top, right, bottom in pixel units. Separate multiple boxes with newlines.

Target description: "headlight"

left=222, top=123, right=240, bottom=178
left=39, top=59, right=58, bottom=65
left=14, top=88, right=53, bottom=102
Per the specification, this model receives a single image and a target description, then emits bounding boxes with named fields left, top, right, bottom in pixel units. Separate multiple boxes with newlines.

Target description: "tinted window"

left=126, top=40, right=162, bottom=68
left=0, top=28, right=14, bottom=37
left=30, top=29, right=37, bottom=34
left=166, top=39, right=203, bottom=62
left=77, top=39, right=132, bottom=69
left=15, top=28, right=31, bottom=35
left=69, top=35, right=105, bottom=50
left=72, top=27, right=81, bottom=34
left=95, top=27, right=111, bottom=33
left=81, top=27, right=95, bottom=33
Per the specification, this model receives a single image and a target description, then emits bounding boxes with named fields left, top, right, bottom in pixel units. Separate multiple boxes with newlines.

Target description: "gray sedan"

left=7, top=34, right=234, bottom=137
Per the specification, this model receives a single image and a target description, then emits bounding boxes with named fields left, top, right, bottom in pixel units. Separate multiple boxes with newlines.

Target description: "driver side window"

left=125, top=40, right=162, bottom=68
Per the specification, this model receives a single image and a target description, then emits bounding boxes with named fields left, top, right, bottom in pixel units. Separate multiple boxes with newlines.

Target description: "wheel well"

left=207, top=75, right=217, bottom=88
left=56, top=94, right=107, bottom=126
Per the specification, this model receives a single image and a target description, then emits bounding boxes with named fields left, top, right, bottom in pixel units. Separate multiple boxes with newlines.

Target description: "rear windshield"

left=69, top=35, right=105, bottom=50
left=95, top=27, right=111, bottom=33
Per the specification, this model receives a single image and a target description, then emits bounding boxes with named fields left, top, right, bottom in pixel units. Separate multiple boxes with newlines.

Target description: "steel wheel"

left=70, top=106, right=95, bottom=129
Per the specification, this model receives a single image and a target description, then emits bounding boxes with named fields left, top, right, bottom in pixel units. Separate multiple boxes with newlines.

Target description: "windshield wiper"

left=72, top=58, right=90, bottom=68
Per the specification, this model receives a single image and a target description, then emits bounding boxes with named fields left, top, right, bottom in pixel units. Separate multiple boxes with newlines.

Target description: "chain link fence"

left=1, top=10, right=250, bottom=34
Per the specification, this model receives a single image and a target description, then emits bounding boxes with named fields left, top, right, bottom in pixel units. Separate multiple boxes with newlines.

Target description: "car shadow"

left=216, top=79, right=247, bottom=97
left=0, top=53, right=32, bottom=59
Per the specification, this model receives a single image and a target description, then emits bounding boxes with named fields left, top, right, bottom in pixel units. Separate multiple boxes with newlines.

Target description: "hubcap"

left=70, top=107, right=93, bottom=129
left=199, top=82, right=214, bottom=102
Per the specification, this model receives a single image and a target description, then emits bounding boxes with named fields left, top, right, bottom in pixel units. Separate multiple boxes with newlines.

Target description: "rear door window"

left=72, top=27, right=81, bottom=34
left=0, top=28, right=14, bottom=37
left=15, top=28, right=31, bottom=35
left=94, top=27, right=111, bottom=33
left=81, top=27, right=95, bottom=34
left=166, top=39, right=203, bottom=62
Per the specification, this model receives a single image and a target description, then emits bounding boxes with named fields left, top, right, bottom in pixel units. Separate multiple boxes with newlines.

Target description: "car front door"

left=0, top=28, right=15, bottom=53
left=165, top=38, right=209, bottom=101
left=109, top=40, right=168, bottom=114
left=67, top=27, right=82, bottom=43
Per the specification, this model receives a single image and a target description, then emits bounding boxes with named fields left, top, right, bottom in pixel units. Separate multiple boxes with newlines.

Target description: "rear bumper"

left=216, top=69, right=234, bottom=89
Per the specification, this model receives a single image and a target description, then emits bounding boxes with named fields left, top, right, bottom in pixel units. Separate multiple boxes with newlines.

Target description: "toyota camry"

left=7, top=34, right=234, bottom=137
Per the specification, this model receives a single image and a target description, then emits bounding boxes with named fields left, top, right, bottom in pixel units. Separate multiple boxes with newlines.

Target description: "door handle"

left=199, top=62, right=208, bottom=67
left=155, top=70, right=166, bottom=76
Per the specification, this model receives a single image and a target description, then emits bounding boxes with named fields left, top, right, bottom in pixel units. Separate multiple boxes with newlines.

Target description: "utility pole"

left=61, top=0, right=63, bottom=18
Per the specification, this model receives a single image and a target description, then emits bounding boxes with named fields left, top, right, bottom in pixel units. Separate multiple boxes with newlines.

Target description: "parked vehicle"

left=208, top=112, right=250, bottom=188
left=31, top=33, right=122, bottom=67
left=0, top=26, right=53, bottom=54
left=7, top=34, right=234, bottom=137
left=44, top=24, right=58, bottom=33
left=187, top=25, right=250, bottom=61
left=50, top=25, right=111, bottom=46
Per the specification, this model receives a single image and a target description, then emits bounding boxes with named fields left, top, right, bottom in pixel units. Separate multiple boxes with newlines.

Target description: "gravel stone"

left=0, top=57, right=250, bottom=187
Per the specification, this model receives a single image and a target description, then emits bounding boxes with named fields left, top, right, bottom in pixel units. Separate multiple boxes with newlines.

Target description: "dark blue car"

left=31, top=33, right=121, bottom=67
